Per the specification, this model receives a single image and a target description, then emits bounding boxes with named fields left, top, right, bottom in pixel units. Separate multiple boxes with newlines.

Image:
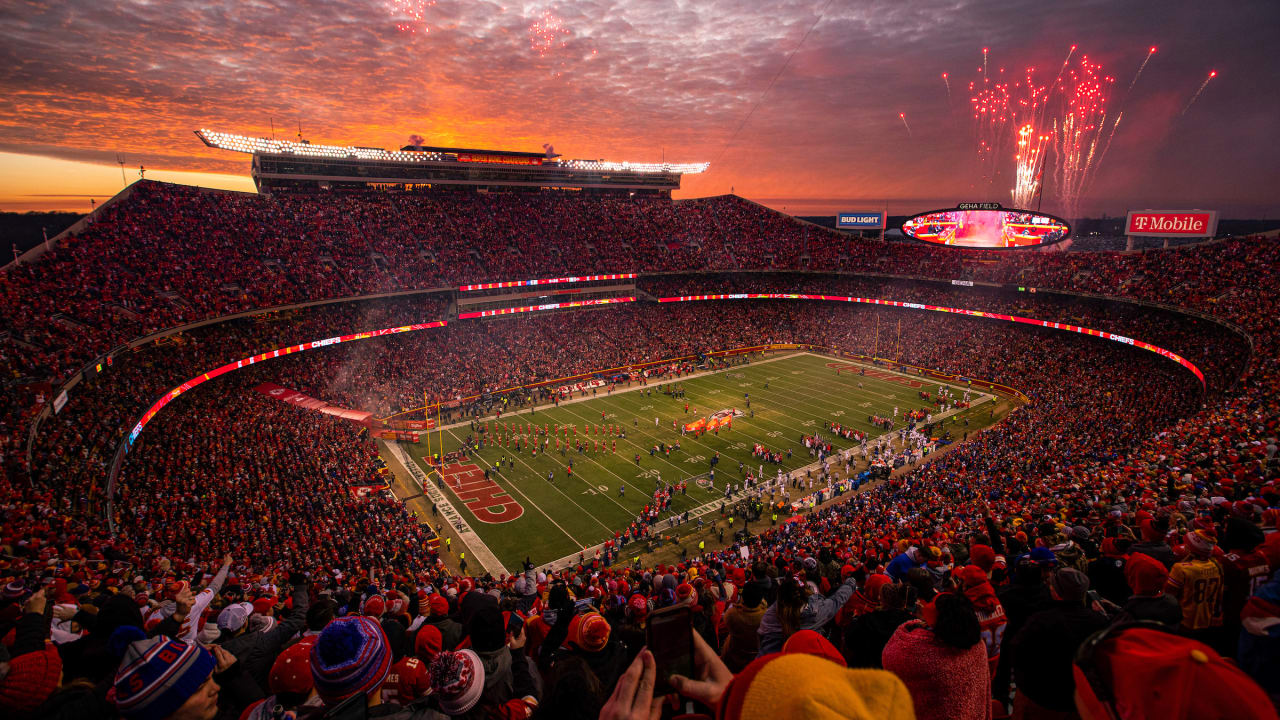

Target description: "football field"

left=383, top=352, right=1007, bottom=573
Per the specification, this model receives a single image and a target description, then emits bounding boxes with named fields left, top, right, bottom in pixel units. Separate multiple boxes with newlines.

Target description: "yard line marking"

left=440, top=431, right=594, bottom=550
left=447, top=425, right=617, bottom=538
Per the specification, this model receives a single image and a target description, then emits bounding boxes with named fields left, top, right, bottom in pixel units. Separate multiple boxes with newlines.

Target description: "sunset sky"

left=1, top=0, right=1277, bottom=217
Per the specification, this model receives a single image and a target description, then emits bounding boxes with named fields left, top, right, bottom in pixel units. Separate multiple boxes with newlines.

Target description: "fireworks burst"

left=1181, top=70, right=1217, bottom=116
left=899, top=112, right=912, bottom=137
left=529, top=9, right=571, bottom=56
left=942, top=72, right=951, bottom=102
left=390, top=0, right=435, bottom=34
left=1012, top=124, right=1049, bottom=208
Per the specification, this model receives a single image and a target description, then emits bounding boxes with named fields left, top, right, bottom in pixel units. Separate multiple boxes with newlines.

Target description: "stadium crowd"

left=1, top=184, right=1279, bottom=719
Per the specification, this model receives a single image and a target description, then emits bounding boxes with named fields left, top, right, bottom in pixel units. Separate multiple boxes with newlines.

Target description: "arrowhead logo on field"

left=441, top=463, right=524, bottom=523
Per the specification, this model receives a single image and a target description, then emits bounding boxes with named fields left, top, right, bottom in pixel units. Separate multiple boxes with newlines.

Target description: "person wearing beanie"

left=1086, top=536, right=1133, bottom=608
left=557, top=610, right=626, bottom=695
left=1130, top=516, right=1176, bottom=569
left=613, top=594, right=650, bottom=666
left=309, top=615, right=392, bottom=709
left=1008, top=567, right=1107, bottom=718
left=720, top=583, right=767, bottom=673
left=1238, top=569, right=1280, bottom=701
left=993, top=556, right=1051, bottom=709
left=112, top=636, right=218, bottom=720
left=0, top=588, right=62, bottom=716
left=843, top=581, right=916, bottom=669
left=0, top=642, right=62, bottom=717
left=1073, top=624, right=1279, bottom=720
left=1166, top=530, right=1226, bottom=646
left=413, top=624, right=444, bottom=663
left=363, top=595, right=387, bottom=618
left=422, top=595, right=462, bottom=652
left=239, top=639, right=323, bottom=720
left=60, top=591, right=148, bottom=686
left=1220, top=515, right=1270, bottom=657
left=882, top=592, right=990, bottom=720
left=677, top=646, right=915, bottom=720
left=783, top=629, right=845, bottom=665
left=1113, top=552, right=1180, bottom=627
left=429, top=649, right=485, bottom=716
left=956, top=565, right=1007, bottom=677
left=219, top=572, right=310, bottom=692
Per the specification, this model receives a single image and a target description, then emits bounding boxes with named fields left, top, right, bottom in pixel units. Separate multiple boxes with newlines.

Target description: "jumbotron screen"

left=901, top=208, right=1069, bottom=248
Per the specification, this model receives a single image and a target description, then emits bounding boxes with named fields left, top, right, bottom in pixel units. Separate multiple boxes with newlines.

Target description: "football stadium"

left=1, top=2, right=1278, bottom=719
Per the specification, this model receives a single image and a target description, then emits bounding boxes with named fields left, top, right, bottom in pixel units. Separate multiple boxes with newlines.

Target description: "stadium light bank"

left=195, top=129, right=709, bottom=175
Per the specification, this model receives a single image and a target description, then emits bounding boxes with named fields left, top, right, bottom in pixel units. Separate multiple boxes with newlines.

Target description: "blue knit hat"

left=310, top=615, right=392, bottom=705
left=113, top=637, right=215, bottom=720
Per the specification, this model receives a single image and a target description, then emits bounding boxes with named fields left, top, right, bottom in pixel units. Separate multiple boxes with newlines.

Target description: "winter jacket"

left=220, top=582, right=311, bottom=689
left=1009, top=601, right=1108, bottom=712
left=882, top=620, right=991, bottom=720
left=757, top=576, right=857, bottom=654
left=842, top=608, right=914, bottom=669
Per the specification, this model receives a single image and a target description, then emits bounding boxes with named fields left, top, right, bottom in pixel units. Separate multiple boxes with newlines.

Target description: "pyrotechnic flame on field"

left=390, top=0, right=436, bottom=34
left=529, top=9, right=572, bottom=56
left=1181, top=70, right=1217, bottom=116
left=899, top=112, right=912, bottom=137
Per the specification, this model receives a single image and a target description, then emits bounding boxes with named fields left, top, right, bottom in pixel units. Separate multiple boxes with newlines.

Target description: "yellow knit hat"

left=716, top=652, right=916, bottom=720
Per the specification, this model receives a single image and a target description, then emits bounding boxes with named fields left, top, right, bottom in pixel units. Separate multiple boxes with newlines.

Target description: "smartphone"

left=647, top=604, right=695, bottom=695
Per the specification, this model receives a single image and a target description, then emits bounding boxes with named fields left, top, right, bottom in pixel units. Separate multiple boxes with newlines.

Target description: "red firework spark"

left=391, top=0, right=435, bottom=34
left=529, top=10, right=571, bottom=56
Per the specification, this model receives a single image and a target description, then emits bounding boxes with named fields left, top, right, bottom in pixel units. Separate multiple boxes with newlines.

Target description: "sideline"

left=381, top=440, right=509, bottom=576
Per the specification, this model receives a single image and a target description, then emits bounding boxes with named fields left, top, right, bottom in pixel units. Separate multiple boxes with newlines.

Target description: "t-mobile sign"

left=1125, top=210, right=1218, bottom=237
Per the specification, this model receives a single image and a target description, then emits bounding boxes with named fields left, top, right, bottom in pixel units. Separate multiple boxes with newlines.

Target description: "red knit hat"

left=969, top=545, right=996, bottom=572
left=570, top=612, right=611, bottom=652
left=1184, top=530, right=1216, bottom=559
left=268, top=639, right=315, bottom=696
left=627, top=593, right=649, bottom=621
left=252, top=596, right=277, bottom=617
left=0, top=642, right=62, bottom=712
left=363, top=595, right=386, bottom=617
left=415, top=624, right=444, bottom=659
left=1074, top=626, right=1279, bottom=720
left=428, top=594, right=449, bottom=617
left=676, top=583, right=697, bottom=605
left=1124, top=552, right=1169, bottom=596
left=956, top=565, right=989, bottom=590
left=782, top=629, right=844, bottom=665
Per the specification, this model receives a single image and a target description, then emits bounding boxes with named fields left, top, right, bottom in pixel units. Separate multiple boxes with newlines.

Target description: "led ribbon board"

left=656, top=294, right=1203, bottom=387
left=127, top=321, right=447, bottom=447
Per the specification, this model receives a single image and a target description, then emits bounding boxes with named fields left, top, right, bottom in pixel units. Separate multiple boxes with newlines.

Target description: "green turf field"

left=385, top=352, right=1003, bottom=572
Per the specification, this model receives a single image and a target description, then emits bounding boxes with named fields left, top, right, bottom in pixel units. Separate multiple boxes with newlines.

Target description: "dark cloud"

left=1, top=0, right=1277, bottom=216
